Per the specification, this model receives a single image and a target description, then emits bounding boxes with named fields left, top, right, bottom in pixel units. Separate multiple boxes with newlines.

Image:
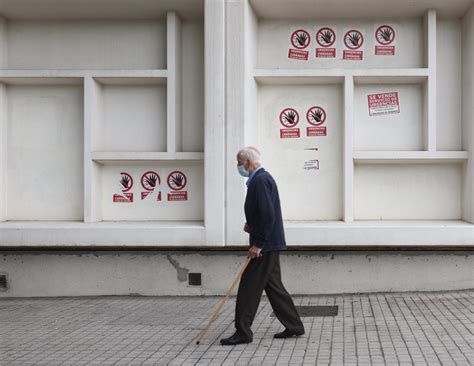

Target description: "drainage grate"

left=271, top=305, right=338, bottom=317
left=188, top=273, right=202, bottom=286
left=0, top=273, right=7, bottom=290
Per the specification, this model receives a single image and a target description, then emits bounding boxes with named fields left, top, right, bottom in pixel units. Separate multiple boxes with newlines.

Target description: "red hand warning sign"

left=343, top=29, right=364, bottom=60
left=167, top=171, right=188, bottom=201
left=280, top=108, right=299, bottom=127
left=113, top=172, right=134, bottom=202
left=306, top=106, right=327, bottom=137
left=368, top=92, right=400, bottom=116
left=279, top=108, right=300, bottom=139
left=141, top=171, right=161, bottom=201
left=315, top=27, right=336, bottom=58
left=375, top=25, right=396, bottom=56
left=288, top=29, right=310, bottom=61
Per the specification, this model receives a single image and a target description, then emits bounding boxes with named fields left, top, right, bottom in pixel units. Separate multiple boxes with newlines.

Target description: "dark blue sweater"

left=244, top=168, right=287, bottom=252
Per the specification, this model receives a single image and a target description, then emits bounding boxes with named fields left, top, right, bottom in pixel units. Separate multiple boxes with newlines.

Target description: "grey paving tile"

left=0, top=290, right=472, bottom=365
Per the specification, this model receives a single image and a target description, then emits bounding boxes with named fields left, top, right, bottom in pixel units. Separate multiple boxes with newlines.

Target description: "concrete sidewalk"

left=0, top=290, right=472, bottom=365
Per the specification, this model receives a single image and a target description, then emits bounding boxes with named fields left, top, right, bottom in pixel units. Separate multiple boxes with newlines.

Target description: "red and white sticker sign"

left=113, top=172, right=134, bottom=203
left=167, top=171, right=188, bottom=201
left=288, top=29, right=310, bottom=60
left=375, top=25, right=396, bottom=55
left=316, top=27, right=336, bottom=58
left=343, top=29, right=364, bottom=60
left=279, top=108, right=300, bottom=139
left=368, top=92, right=400, bottom=116
left=307, top=127, right=327, bottom=137
left=306, top=106, right=326, bottom=126
left=306, top=106, right=327, bottom=137
left=140, top=171, right=161, bottom=201
left=280, top=108, right=299, bottom=127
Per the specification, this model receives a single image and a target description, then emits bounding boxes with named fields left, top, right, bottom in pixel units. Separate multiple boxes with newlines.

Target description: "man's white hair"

left=237, top=146, right=262, bottom=164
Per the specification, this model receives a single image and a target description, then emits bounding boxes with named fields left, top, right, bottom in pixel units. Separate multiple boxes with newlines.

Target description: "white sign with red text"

left=368, top=92, right=400, bottom=116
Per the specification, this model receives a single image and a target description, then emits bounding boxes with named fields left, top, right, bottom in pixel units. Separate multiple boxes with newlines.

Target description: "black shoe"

left=220, top=333, right=252, bottom=345
left=273, top=328, right=305, bottom=339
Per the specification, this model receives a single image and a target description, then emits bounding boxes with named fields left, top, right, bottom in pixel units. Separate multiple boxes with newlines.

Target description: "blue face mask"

left=237, top=164, right=250, bottom=177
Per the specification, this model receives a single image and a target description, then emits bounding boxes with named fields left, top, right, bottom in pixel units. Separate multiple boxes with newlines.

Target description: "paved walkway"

left=0, top=290, right=472, bottom=365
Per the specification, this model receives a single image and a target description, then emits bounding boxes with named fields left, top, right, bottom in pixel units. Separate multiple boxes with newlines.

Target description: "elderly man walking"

left=220, top=147, right=305, bottom=346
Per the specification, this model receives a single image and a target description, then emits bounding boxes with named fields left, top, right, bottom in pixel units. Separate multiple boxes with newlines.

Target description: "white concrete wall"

left=99, top=83, right=167, bottom=152
left=437, top=19, right=462, bottom=151
left=0, top=0, right=471, bottom=248
left=257, top=83, right=343, bottom=221
left=182, top=20, right=204, bottom=153
left=0, top=251, right=472, bottom=297
left=257, top=18, right=424, bottom=69
left=100, top=161, right=204, bottom=221
left=354, top=163, right=462, bottom=220
left=6, top=83, right=84, bottom=220
left=354, top=84, right=423, bottom=151
left=6, top=20, right=167, bottom=70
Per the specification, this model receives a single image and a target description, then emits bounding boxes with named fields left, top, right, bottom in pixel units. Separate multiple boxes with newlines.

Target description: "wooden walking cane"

left=195, top=256, right=253, bottom=345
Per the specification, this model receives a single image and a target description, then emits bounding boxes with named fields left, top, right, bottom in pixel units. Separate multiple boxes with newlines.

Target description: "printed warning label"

left=280, top=129, right=300, bottom=138
left=113, top=172, right=134, bottom=203
left=343, top=50, right=363, bottom=60
left=288, top=29, right=310, bottom=61
left=303, top=160, right=320, bottom=170
left=368, top=92, right=400, bottom=116
left=375, top=46, right=395, bottom=55
left=167, top=171, right=188, bottom=201
left=316, top=48, right=336, bottom=58
left=113, top=193, right=133, bottom=202
left=316, top=27, right=336, bottom=58
left=141, top=191, right=162, bottom=201
left=279, top=107, right=300, bottom=139
left=375, top=25, right=395, bottom=55
left=306, top=106, right=327, bottom=137
left=141, top=171, right=161, bottom=201
left=168, top=192, right=188, bottom=201
left=167, top=171, right=187, bottom=191
left=343, top=30, right=364, bottom=60
left=280, top=108, right=299, bottom=128
left=306, top=106, right=326, bottom=126
left=307, top=127, right=327, bottom=137
left=291, top=29, right=311, bottom=49
left=288, top=49, right=309, bottom=60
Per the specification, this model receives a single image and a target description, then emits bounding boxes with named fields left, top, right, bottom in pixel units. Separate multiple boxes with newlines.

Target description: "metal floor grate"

left=271, top=305, right=338, bottom=317
left=0, top=274, right=7, bottom=290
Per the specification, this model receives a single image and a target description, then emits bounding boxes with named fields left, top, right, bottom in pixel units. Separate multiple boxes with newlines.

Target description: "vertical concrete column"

left=462, top=6, right=474, bottom=224
left=0, top=17, right=7, bottom=221
left=0, top=83, right=6, bottom=222
left=225, top=0, right=247, bottom=245
left=343, top=76, right=354, bottom=222
left=167, top=11, right=183, bottom=153
left=204, top=0, right=226, bottom=245
left=424, top=9, right=437, bottom=151
left=0, top=17, right=7, bottom=68
left=84, top=77, right=102, bottom=223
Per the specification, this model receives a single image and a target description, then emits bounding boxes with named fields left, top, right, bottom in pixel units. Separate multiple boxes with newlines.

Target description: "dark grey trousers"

left=234, top=250, right=304, bottom=341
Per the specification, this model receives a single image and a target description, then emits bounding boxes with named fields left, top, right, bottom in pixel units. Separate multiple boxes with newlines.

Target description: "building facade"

left=0, top=0, right=473, bottom=296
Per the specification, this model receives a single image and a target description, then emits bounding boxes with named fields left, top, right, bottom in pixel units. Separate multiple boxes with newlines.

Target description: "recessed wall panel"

left=101, top=161, right=203, bottom=221
left=354, top=84, right=424, bottom=151
left=354, top=163, right=462, bottom=220
left=256, top=84, right=343, bottom=221
left=6, top=20, right=166, bottom=70
left=99, top=84, right=167, bottom=152
left=257, top=18, right=423, bottom=69
left=6, top=84, right=84, bottom=220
